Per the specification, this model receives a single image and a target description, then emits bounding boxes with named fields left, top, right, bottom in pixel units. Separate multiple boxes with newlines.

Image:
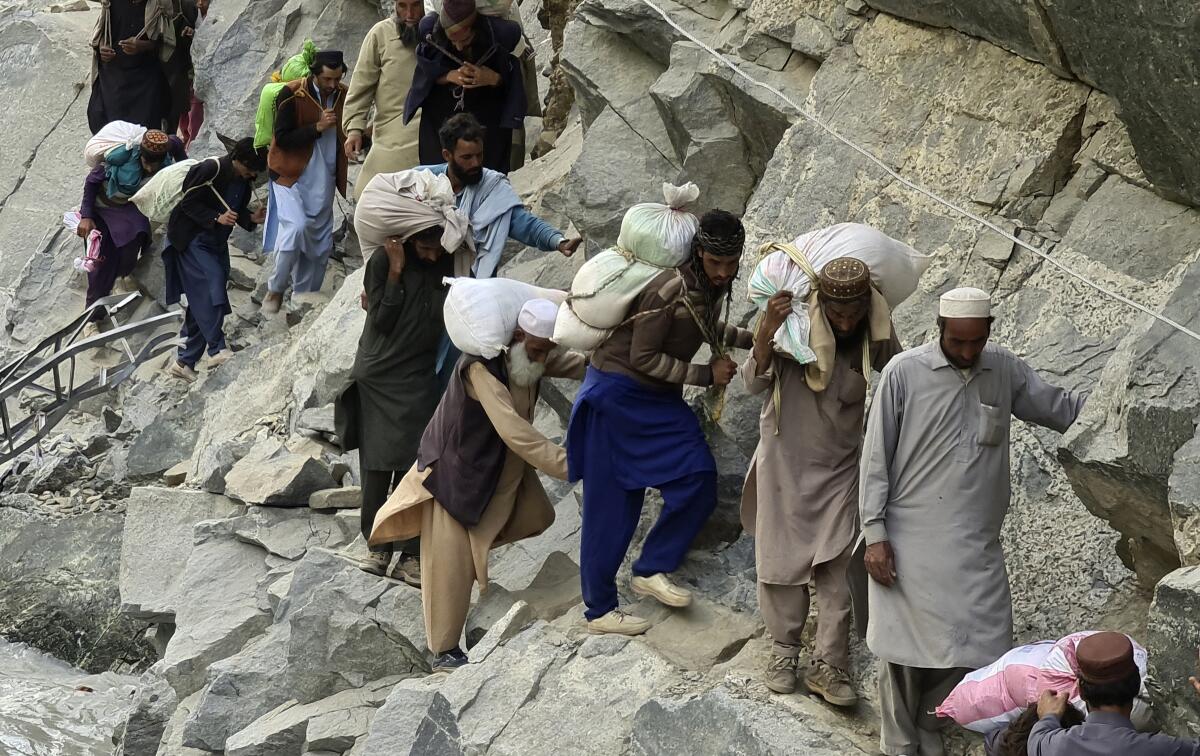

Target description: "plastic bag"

left=936, top=632, right=1150, bottom=733
left=443, top=277, right=567, bottom=358
left=254, top=40, right=317, bottom=149
left=615, top=182, right=700, bottom=268
left=130, top=158, right=205, bottom=226
left=85, top=120, right=146, bottom=168
left=748, top=223, right=931, bottom=364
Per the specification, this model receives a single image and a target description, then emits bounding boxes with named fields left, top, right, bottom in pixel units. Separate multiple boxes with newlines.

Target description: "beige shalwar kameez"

left=344, top=19, right=422, bottom=200
left=741, top=290, right=899, bottom=667
left=370, top=350, right=585, bottom=654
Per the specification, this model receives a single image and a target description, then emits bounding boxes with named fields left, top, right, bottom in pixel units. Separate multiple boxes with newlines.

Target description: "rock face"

left=1146, top=567, right=1200, bottom=737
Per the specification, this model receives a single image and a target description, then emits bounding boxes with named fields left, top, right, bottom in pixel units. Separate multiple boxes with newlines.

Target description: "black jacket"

left=165, top=156, right=256, bottom=252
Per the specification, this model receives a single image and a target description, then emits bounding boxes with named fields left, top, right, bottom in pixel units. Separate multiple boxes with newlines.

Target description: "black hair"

left=309, top=62, right=348, bottom=77
left=438, top=113, right=486, bottom=153
left=689, top=209, right=743, bottom=337
left=1079, top=669, right=1141, bottom=709
left=230, top=137, right=267, bottom=172
left=995, top=704, right=1085, bottom=756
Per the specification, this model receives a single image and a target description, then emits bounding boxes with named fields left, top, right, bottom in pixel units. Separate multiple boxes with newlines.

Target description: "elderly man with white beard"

left=369, top=299, right=586, bottom=671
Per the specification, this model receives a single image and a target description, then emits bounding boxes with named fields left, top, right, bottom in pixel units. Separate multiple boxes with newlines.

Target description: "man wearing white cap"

left=859, top=287, right=1087, bottom=756
left=369, top=298, right=585, bottom=672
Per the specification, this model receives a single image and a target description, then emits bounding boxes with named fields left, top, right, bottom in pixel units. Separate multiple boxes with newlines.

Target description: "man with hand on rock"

left=405, top=0, right=526, bottom=171
left=860, top=287, right=1087, bottom=756
left=1028, top=632, right=1200, bottom=755
left=162, top=137, right=268, bottom=382
left=343, top=0, right=426, bottom=199
left=261, top=50, right=349, bottom=315
left=369, top=299, right=586, bottom=672
left=566, top=210, right=752, bottom=637
left=87, top=0, right=175, bottom=133
left=337, top=172, right=474, bottom=584
left=742, top=258, right=901, bottom=705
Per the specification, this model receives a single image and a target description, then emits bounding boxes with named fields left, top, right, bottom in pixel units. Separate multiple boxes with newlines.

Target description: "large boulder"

left=120, top=487, right=245, bottom=622
left=864, top=0, right=1200, bottom=206
left=1145, top=567, right=1200, bottom=738
left=223, top=437, right=339, bottom=507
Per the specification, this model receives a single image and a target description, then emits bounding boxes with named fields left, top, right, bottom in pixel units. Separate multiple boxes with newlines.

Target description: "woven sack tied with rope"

left=130, top=157, right=229, bottom=227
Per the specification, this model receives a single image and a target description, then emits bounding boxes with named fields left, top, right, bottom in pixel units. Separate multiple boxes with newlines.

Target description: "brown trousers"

left=757, top=543, right=853, bottom=669
left=877, top=662, right=969, bottom=756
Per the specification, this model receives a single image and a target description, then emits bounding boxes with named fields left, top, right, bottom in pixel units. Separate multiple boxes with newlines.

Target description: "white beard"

left=507, top=342, right=546, bottom=387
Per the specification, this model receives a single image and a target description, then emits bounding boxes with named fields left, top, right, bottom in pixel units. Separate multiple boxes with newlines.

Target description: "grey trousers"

left=878, top=662, right=969, bottom=756
left=757, top=545, right=853, bottom=669
left=268, top=246, right=332, bottom=295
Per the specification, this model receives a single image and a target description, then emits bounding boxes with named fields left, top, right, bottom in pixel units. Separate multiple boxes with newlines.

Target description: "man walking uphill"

left=860, top=287, right=1087, bottom=756
left=742, top=257, right=901, bottom=705
left=567, top=210, right=752, bottom=637
left=88, top=0, right=175, bottom=132
left=261, top=50, right=349, bottom=315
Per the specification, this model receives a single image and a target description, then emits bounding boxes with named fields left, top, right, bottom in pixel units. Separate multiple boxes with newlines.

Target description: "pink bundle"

left=64, top=210, right=105, bottom=273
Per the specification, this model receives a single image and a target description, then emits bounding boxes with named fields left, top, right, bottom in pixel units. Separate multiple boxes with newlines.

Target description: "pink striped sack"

left=936, top=631, right=1149, bottom=733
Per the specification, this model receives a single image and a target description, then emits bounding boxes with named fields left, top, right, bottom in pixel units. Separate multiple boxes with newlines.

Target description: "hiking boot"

left=168, top=361, right=198, bottom=383
left=207, top=349, right=235, bottom=368
left=587, top=610, right=651, bottom=636
left=389, top=554, right=421, bottom=588
left=356, top=550, right=392, bottom=577
left=433, top=647, right=468, bottom=673
left=805, top=660, right=858, bottom=707
left=762, top=653, right=799, bottom=694
left=260, top=292, right=283, bottom=315
left=630, top=573, right=692, bottom=608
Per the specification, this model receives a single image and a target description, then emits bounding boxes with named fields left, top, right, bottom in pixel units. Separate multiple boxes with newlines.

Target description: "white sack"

left=85, top=121, right=147, bottom=168
left=354, top=169, right=474, bottom=261
left=615, top=182, right=699, bottom=268
left=553, top=300, right=610, bottom=351
left=444, top=277, right=567, bottom=359
left=130, top=158, right=202, bottom=226
left=567, top=249, right=663, bottom=329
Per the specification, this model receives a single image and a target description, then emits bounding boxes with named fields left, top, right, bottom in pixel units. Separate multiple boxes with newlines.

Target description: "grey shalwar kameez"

left=859, top=341, right=1086, bottom=755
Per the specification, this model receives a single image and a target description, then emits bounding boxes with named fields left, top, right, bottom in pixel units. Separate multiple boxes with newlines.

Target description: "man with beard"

left=860, top=287, right=1087, bottom=756
left=336, top=171, right=474, bottom=584
left=369, top=299, right=587, bottom=671
left=344, top=0, right=426, bottom=200
left=566, top=210, right=753, bottom=636
left=740, top=257, right=901, bottom=704
left=261, top=50, right=349, bottom=315
left=405, top=0, right=525, bottom=171
left=87, top=0, right=175, bottom=133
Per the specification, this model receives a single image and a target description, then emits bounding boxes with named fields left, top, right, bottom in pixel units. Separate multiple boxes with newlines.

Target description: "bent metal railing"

left=0, top=292, right=184, bottom=464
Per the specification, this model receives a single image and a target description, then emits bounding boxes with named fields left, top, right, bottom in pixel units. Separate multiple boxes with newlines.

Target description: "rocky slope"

left=0, top=0, right=1198, bottom=753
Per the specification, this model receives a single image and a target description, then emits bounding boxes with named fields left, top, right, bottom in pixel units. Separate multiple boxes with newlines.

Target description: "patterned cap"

left=141, top=130, right=170, bottom=156
left=817, top=257, right=871, bottom=301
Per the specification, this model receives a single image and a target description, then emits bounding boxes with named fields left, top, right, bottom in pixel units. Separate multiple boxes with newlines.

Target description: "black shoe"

left=433, top=648, right=468, bottom=673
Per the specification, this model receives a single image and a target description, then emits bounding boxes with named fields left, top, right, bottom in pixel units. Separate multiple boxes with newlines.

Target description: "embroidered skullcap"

left=1076, top=632, right=1139, bottom=686
left=141, top=129, right=170, bottom=156
left=312, top=49, right=345, bottom=70
left=817, top=257, right=871, bottom=301
left=439, top=0, right=477, bottom=33
left=939, top=287, right=991, bottom=318
left=517, top=298, right=558, bottom=340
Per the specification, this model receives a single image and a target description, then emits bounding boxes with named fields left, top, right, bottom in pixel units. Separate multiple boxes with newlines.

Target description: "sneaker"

left=207, top=348, right=235, bottom=368
left=630, top=573, right=692, bottom=608
left=763, top=653, right=799, bottom=694
left=433, top=647, right=468, bottom=672
left=260, top=292, right=283, bottom=315
left=167, top=361, right=198, bottom=383
left=586, top=609, right=651, bottom=636
left=804, top=660, right=858, bottom=707
left=389, top=554, right=421, bottom=588
left=356, top=550, right=392, bottom=577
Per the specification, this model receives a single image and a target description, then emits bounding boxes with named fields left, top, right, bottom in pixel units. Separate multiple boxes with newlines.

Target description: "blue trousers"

left=579, top=450, right=718, bottom=620
left=268, top=247, right=332, bottom=295
left=167, top=235, right=230, bottom=368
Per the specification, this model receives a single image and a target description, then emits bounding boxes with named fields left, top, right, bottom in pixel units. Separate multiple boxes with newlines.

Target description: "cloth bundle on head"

left=140, top=129, right=170, bottom=156
left=517, top=299, right=558, bottom=339
left=439, top=0, right=477, bottom=31
left=354, top=169, right=475, bottom=275
left=817, top=257, right=871, bottom=301
left=254, top=40, right=318, bottom=148
left=940, top=287, right=991, bottom=318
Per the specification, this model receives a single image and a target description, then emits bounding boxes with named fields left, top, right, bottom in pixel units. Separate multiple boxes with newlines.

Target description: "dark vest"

left=417, top=354, right=509, bottom=527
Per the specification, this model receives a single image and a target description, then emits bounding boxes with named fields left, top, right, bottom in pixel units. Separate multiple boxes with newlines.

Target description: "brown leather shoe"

left=805, top=660, right=858, bottom=707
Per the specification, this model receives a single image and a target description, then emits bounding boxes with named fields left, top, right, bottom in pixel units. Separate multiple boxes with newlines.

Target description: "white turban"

left=517, top=298, right=559, bottom=339
left=939, top=287, right=992, bottom=318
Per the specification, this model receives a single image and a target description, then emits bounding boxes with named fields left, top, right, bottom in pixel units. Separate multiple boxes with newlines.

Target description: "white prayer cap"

left=517, top=299, right=559, bottom=339
left=939, top=287, right=992, bottom=318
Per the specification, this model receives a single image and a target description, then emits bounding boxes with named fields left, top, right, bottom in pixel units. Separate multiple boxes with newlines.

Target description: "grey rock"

left=630, top=686, right=870, bottom=754
left=490, top=489, right=582, bottom=592
left=1170, top=434, right=1200, bottom=568
left=359, top=680, right=462, bottom=755
left=296, top=404, right=337, bottom=437
left=224, top=437, right=338, bottom=507
left=1146, top=567, right=1200, bottom=737
left=228, top=506, right=358, bottom=560
left=16, top=448, right=90, bottom=493
left=154, top=690, right=208, bottom=756
left=309, top=486, right=363, bottom=510
left=464, top=584, right=519, bottom=651
left=163, top=461, right=190, bottom=487
left=468, top=600, right=535, bottom=663
left=115, top=667, right=178, bottom=756
left=161, top=518, right=273, bottom=698
left=120, top=486, right=245, bottom=622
